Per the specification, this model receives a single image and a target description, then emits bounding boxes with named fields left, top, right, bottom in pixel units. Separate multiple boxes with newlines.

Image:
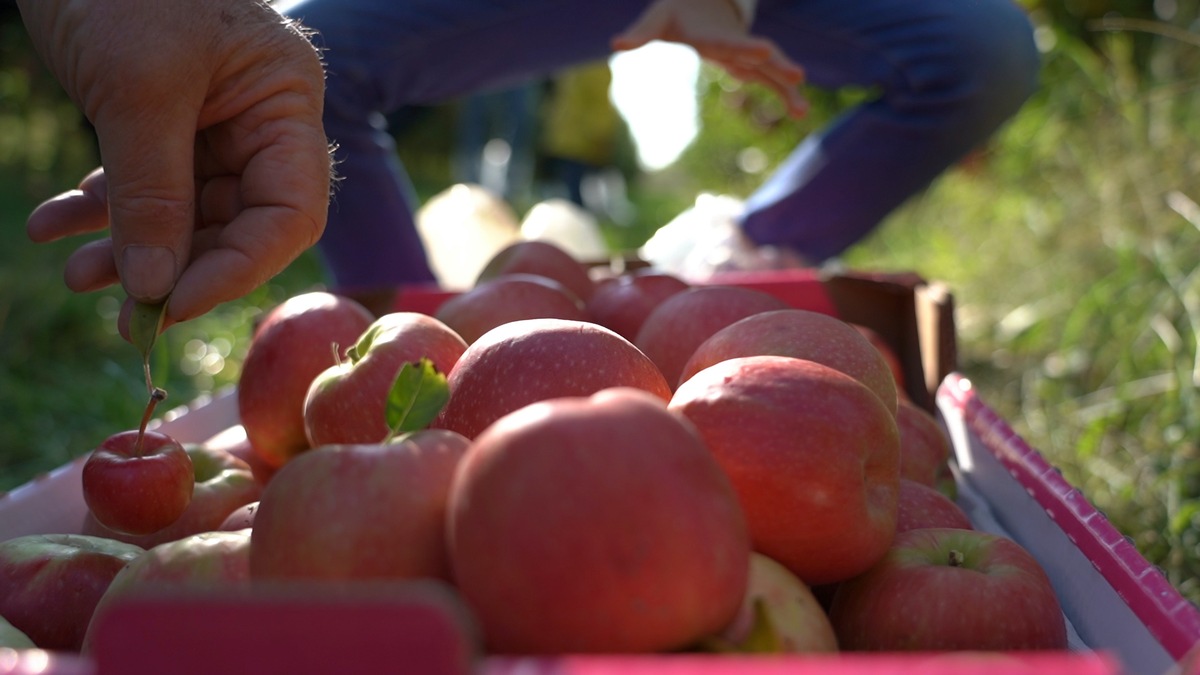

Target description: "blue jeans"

left=280, top=0, right=1040, bottom=291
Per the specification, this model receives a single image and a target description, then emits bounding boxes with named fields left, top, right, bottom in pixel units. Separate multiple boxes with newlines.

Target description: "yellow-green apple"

left=828, top=528, right=1067, bottom=651
left=0, top=534, right=144, bottom=651
left=433, top=318, right=672, bottom=439
left=0, top=615, right=36, bottom=649
left=82, top=429, right=193, bottom=537
left=852, top=324, right=906, bottom=398
left=250, top=429, right=470, bottom=582
left=475, top=239, right=596, bottom=302
left=896, top=399, right=954, bottom=490
left=896, top=479, right=972, bottom=533
left=303, top=312, right=468, bottom=446
left=237, top=292, right=375, bottom=468
left=82, top=529, right=252, bottom=655
left=635, top=285, right=790, bottom=389
left=705, top=552, right=839, bottom=654
left=584, top=270, right=690, bottom=342
left=669, top=355, right=900, bottom=586
left=447, top=387, right=750, bottom=654
left=434, top=273, right=588, bottom=344
left=679, top=309, right=898, bottom=414
left=82, top=444, right=262, bottom=549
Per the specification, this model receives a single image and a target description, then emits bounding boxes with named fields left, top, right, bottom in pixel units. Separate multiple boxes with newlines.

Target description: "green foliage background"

left=1, top=0, right=1198, bottom=604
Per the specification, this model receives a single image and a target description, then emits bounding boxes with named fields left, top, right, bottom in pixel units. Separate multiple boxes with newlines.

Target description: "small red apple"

left=303, top=312, right=468, bottom=446
left=679, top=309, right=898, bottom=413
left=895, top=478, right=972, bottom=533
left=828, top=528, right=1067, bottom=651
left=250, top=429, right=470, bottom=582
left=433, top=318, right=673, bottom=439
left=448, top=387, right=750, bottom=654
left=584, top=270, right=690, bottom=342
left=635, top=285, right=790, bottom=389
left=475, top=239, right=596, bottom=302
left=82, top=443, right=262, bottom=548
left=237, top=292, right=376, bottom=467
left=897, top=399, right=954, bottom=488
left=0, top=534, right=144, bottom=652
left=434, top=273, right=588, bottom=344
left=669, top=355, right=900, bottom=587
left=82, top=429, right=193, bottom=536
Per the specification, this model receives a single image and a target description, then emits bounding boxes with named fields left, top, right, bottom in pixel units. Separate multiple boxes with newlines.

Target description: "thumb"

left=611, top=9, right=670, bottom=52
left=94, top=100, right=198, bottom=304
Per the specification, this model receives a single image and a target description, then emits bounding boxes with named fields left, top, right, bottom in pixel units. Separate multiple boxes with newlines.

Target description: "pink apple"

left=828, top=528, right=1067, bottom=651
left=635, top=285, right=790, bottom=389
left=81, top=529, right=252, bottom=655
left=434, top=273, right=588, bottom=344
left=475, top=239, right=596, bottom=302
left=208, top=425, right=278, bottom=487
left=250, top=429, right=470, bottom=582
left=218, top=501, right=259, bottom=531
left=303, top=312, right=468, bottom=446
left=584, top=270, right=690, bottom=342
left=82, top=429, right=193, bottom=537
left=896, top=399, right=954, bottom=488
left=852, top=323, right=907, bottom=397
left=448, top=387, right=749, bottom=654
left=82, top=443, right=262, bottom=549
left=896, top=478, right=972, bottom=533
left=679, top=309, right=899, bottom=413
left=237, top=292, right=375, bottom=467
left=669, top=355, right=900, bottom=586
left=0, top=534, right=144, bottom=652
left=707, top=551, right=839, bottom=654
left=433, top=318, right=672, bottom=439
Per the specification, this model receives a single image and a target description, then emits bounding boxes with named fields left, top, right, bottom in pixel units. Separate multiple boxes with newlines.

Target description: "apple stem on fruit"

left=133, top=387, right=168, bottom=456
left=948, top=549, right=966, bottom=568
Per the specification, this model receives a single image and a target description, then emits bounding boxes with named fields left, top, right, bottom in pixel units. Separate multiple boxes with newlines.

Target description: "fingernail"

left=121, top=245, right=178, bottom=301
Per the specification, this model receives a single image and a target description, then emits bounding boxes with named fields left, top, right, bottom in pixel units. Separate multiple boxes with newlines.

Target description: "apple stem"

left=948, top=549, right=966, bottom=567
left=133, top=387, right=168, bottom=456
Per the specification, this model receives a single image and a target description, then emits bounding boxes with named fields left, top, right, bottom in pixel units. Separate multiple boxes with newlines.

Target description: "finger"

left=722, top=62, right=810, bottom=117
left=611, top=6, right=671, bottom=52
left=197, top=175, right=244, bottom=228
left=26, top=168, right=109, bottom=243
left=167, top=122, right=329, bottom=322
left=63, top=238, right=119, bottom=292
left=93, top=91, right=202, bottom=304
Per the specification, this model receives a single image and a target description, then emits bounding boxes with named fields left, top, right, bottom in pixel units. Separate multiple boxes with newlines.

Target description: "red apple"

left=852, top=324, right=906, bottom=397
left=81, top=529, right=252, bottom=655
left=706, top=551, right=839, bottom=654
left=303, top=312, right=468, bottom=446
left=584, top=270, right=690, bottom=342
left=896, top=478, right=972, bottom=533
left=250, top=429, right=470, bottom=582
left=434, top=273, right=588, bottom=344
left=828, top=528, right=1067, bottom=651
left=0, top=534, right=144, bottom=652
left=82, top=429, right=193, bottom=536
left=82, top=444, right=262, bottom=549
left=669, top=355, right=900, bottom=586
left=448, top=387, right=749, bottom=654
left=218, top=501, right=259, bottom=531
left=679, top=309, right=898, bottom=413
left=897, top=399, right=954, bottom=488
left=635, top=285, right=790, bottom=389
left=237, top=292, right=375, bottom=468
left=476, top=239, right=596, bottom=302
left=433, top=318, right=672, bottom=439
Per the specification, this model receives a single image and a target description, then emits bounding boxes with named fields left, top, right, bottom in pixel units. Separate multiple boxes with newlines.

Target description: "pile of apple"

left=0, top=240, right=1069, bottom=660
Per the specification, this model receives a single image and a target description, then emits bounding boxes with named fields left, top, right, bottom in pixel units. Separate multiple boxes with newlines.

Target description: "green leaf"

left=129, top=300, right=168, bottom=393
left=384, top=358, right=450, bottom=440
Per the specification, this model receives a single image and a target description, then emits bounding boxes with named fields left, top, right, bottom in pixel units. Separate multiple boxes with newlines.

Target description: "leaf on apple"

left=130, top=299, right=169, bottom=393
left=385, top=358, right=450, bottom=441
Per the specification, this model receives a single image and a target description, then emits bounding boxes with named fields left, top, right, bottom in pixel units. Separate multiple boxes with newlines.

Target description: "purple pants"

left=279, top=0, right=1040, bottom=291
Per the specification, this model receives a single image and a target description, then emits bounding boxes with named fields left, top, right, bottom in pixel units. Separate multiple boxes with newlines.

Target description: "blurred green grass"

left=1, top=6, right=1198, bottom=605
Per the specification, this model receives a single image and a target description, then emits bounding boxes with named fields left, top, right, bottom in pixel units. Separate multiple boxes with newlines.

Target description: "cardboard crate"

left=1, top=269, right=1197, bottom=675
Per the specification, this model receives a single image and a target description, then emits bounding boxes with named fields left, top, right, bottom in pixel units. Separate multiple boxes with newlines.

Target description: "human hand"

left=17, top=0, right=331, bottom=332
left=612, top=0, right=808, bottom=117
